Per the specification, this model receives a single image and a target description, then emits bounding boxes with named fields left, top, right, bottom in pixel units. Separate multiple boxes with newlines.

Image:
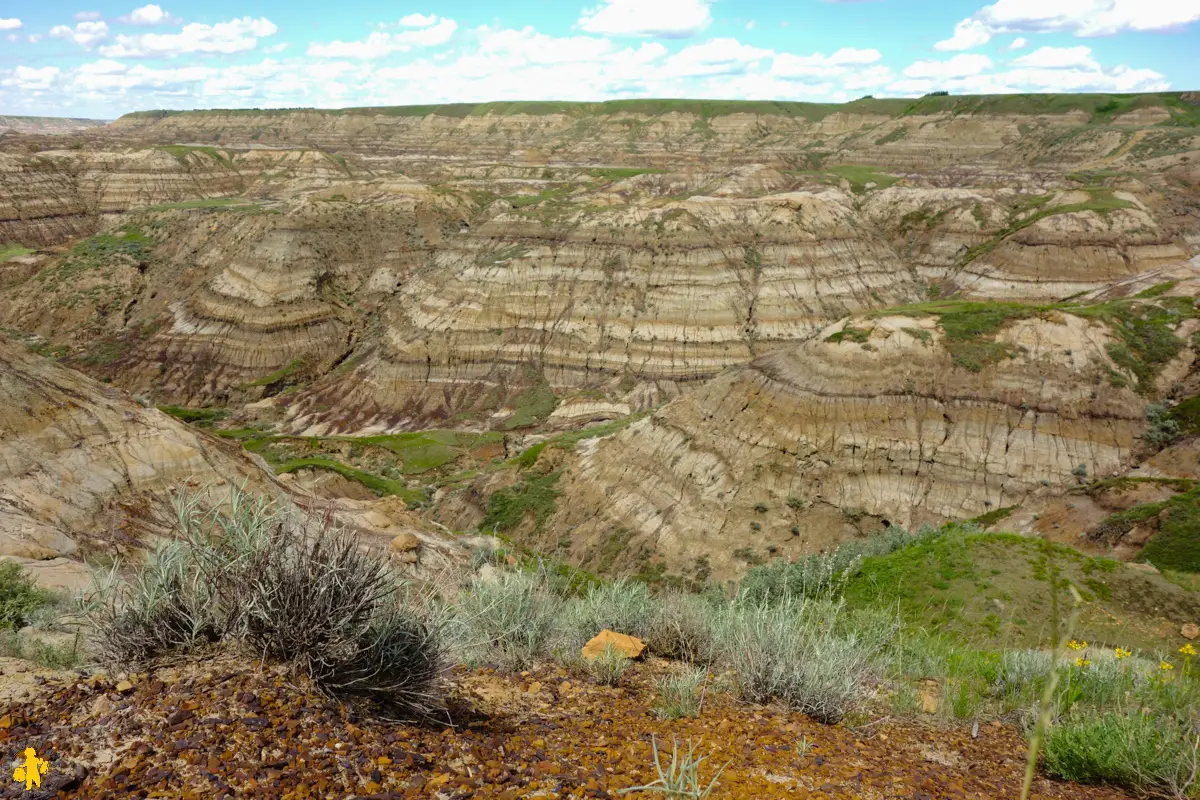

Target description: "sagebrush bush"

left=90, top=489, right=444, bottom=720
left=714, top=599, right=872, bottom=723
left=451, top=571, right=558, bottom=669
left=549, top=579, right=655, bottom=658
left=643, top=591, right=718, bottom=665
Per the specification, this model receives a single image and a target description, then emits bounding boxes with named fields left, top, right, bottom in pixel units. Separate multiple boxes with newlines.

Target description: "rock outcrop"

left=545, top=312, right=1156, bottom=580
left=0, top=337, right=285, bottom=562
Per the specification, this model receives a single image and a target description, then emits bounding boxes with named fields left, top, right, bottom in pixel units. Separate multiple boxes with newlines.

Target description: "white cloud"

left=1, top=18, right=1177, bottom=119
left=2, top=66, right=61, bottom=90
left=399, top=13, right=438, bottom=27
left=28, top=33, right=43, bottom=43
left=578, top=0, right=713, bottom=38
left=122, top=5, right=174, bottom=26
left=1012, top=45, right=1098, bottom=69
left=74, top=11, right=103, bottom=22
left=771, top=48, right=883, bottom=82
left=0, top=18, right=22, bottom=31
left=746, top=20, right=756, bottom=31
left=99, top=17, right=277, bottom=57
left=904, top=54, right=993, bottom=79
left=934, top=18, right=992, bottom=50
left=50, top=21, right=109, bottom=48
left=308, top=17, right=456, bottom=58
left=663, top=38, right=772, bottom=78
left=938, top=0, right=1200, bottom=51
left=1007, top=36, right=1029, bottom=49
left=264, top=42, right=289, bottom=53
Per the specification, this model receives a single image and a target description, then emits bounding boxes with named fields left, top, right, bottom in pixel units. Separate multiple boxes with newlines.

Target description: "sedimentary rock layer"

left=0, top=338, right=284, bottom=560
left=547, top=313, right=1153, bottom=580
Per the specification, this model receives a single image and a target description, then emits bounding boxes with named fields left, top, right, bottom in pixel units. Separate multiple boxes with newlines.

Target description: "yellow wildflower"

left=1114, top=647, right=1132, bottom=660
left=1180, top=644, right=1197, bottom=657
left=1160, top=661, right=1175, bottom=671
left=1074, top=658, right=1091, bottom=668
left=1067, top=640, right=1087, bottom=651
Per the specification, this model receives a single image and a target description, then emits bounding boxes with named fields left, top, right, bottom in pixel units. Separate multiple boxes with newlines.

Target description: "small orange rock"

left=376, top=756, right=392, bottom=766
left=389, top=533, right=420, bottom=555
left=581, top=630, right=646, bottom=662
left=115, top=680, right=134, bottom=693
left=1183, top=623, right=1199, bottom=640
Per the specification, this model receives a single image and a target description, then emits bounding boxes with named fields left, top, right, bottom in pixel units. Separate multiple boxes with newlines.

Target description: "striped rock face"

left=545, top=313, right=1151, bottom=581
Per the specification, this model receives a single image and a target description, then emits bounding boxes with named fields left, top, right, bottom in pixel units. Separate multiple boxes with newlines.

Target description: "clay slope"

left=545, top=310, right=1173, bottom=581
left=0, top=337, right=286, bottom=564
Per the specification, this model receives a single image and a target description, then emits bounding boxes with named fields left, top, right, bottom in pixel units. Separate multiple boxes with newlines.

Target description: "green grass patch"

left=874, top=126, right=909, bottom=146
left=273, top=457, right=423, bottom=503
left=870, top=294, right=1196, bottom=380
left=552, top=412, right=650, bottom=450
left=1137, top=486, right=1200, bottom=573
left=1171, top=394, right=1200, bottom=435
left=585, top=167, right=663, bottom=180
left=119, top=93, right=1200, bottom=125
left=842, top=530, right=1193, bottom=650
left=247, top=359, right=304, bottom=388
left=157, top=405, right=228, bottom=426
left=969, top=506, right=1017, bottom=527
left=825, top=325, right=872, bottom=345
left=0, top=243, right=32, bottom=262
left=36, top=226, right=152, bottom=288
left=481, top=472, right=562, bottom=533
left=502, top=381, right=560, bottom=430
left=344, top=430, right=503, bottom=475
left=826, top=164, right=899, bottom=194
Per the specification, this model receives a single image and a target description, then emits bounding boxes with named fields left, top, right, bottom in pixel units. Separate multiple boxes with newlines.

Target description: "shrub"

left=1144, top=403, right=1182, bottom=448
left=90, top=540, right=219, bottom=665
left=713, top=599, right=873, bottom=723
left=588, top=642, right=631, bottom=686
left=452, top=571, right=558, bottom=670
left=550, top=579, right=655, bottom=658
left=90, top=489, right=444, bottom=720
left=1043, top=711, right=1199, bottom=798
left=0, top=561, right=53, bottom=630
left=655, top=668, right=706, bottom=719
left=643, top=592, right=718, bottom=665
left=739, top=524, right=939, bottom=603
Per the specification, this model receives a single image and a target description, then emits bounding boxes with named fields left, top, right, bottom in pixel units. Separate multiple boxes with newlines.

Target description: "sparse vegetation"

left=90, top=490, right=445, bottom=719
left=0, top=561, right=53, bottom=630
left=480, top=472, right=562, bottom=533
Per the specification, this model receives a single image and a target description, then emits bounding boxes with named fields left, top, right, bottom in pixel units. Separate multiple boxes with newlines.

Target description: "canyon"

left=1, top=92, right=1198, bottom=585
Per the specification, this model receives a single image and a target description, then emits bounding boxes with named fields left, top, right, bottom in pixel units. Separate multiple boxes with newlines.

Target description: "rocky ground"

left=0, top=655, right=1133, bottom=800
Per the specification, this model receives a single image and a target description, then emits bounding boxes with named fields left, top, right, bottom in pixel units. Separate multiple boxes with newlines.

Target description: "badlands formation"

left=1, top=93, right=1199, bottom=583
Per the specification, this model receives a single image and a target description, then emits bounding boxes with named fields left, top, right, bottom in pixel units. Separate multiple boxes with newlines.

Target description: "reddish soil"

left=0, top=656, right=1133, bottom=799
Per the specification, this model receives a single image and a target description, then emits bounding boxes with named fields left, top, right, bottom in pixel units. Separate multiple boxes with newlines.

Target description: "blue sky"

left=1, top=0, right=1198, bottom=118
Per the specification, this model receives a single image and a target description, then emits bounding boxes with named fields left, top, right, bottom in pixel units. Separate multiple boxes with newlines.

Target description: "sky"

left=1, top=0, right=1198, bottom=119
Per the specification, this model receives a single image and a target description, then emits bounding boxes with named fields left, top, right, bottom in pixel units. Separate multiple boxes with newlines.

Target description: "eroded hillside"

left=1, top=93, right=1199, bottom=584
